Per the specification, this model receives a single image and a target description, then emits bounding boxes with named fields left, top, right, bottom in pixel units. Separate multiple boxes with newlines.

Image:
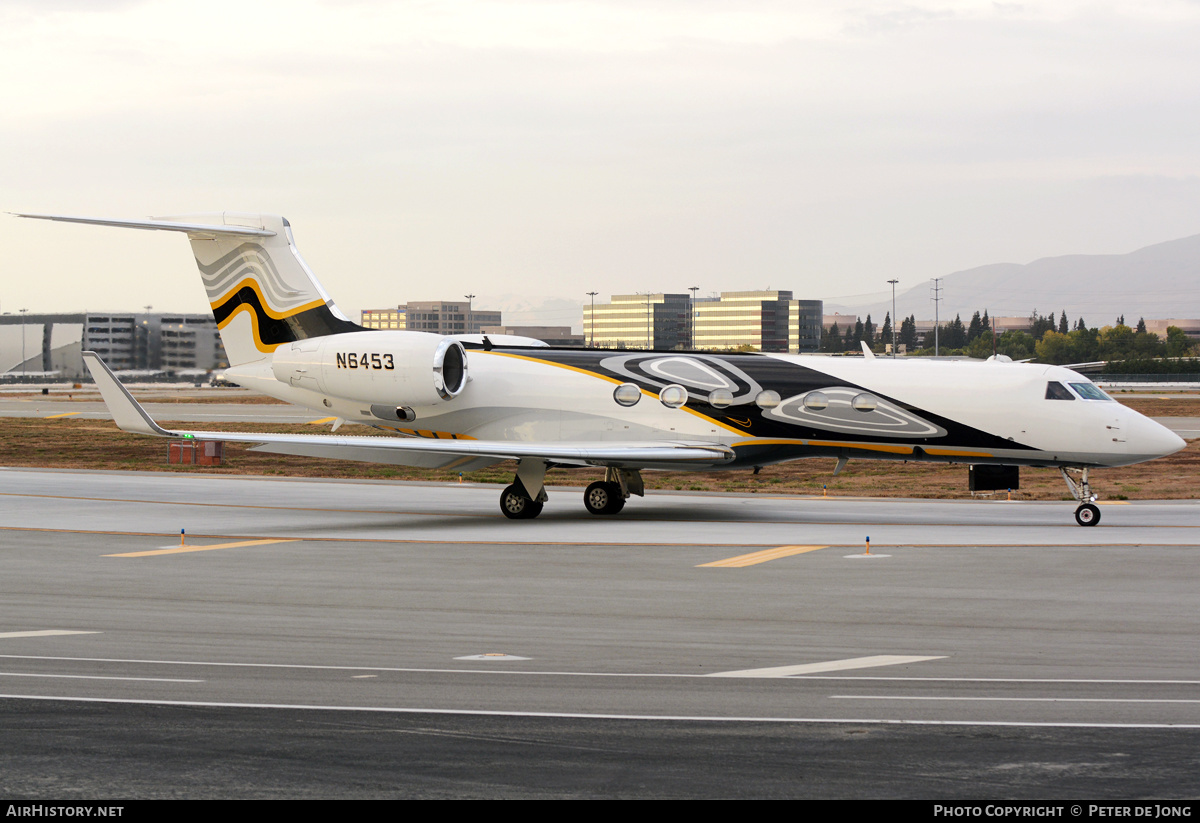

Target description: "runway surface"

left=1, top=467, right=1199, bottom=797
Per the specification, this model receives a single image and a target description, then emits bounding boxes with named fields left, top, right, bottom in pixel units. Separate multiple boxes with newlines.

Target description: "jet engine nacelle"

left=271, top=331, right=468, bottom=407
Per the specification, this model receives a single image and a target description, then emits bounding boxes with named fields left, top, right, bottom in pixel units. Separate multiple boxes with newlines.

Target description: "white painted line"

left=708, top=655, right=946, bottom=678
left=0, top=631, right=101, bottom=639
left=1, top=693, right=1198, bottom=729
left=832, top=695, right=1200, bottom=704
left=6, top=654, right=1200, bottom=687
left=454, top=654, right=531, bottom=661
left=0, top=672, right=202, bottom=683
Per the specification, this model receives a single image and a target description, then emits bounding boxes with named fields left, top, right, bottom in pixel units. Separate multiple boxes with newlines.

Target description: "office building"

left=0, top=312, right=227, bottom=379
left=361, top=301, right=500, bottom=334
left=585, top=291, right=822, bottom=353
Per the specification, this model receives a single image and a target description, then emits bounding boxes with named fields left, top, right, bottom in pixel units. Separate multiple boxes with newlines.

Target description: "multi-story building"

left=694, top=290, right=821, bottom=353
left=360, top=308, right=406, bottom=330
left=0, top=312, right=227, bottom=378
left=585, top=291, right=821, bottom=352
left=583, top=293, right=692, bottom=350
left=360, top=301, right=500, bottom=335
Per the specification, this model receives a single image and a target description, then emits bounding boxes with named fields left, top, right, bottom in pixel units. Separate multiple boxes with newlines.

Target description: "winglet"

left=860, top=341, right=875, bottom=359
left=81, top=352, right=176, bottom=437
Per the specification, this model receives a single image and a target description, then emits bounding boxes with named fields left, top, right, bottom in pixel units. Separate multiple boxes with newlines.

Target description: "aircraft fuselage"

left=232, top=331, right=1184, bottom=472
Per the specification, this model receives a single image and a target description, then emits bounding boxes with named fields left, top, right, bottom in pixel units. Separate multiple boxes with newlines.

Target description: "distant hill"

left=827, top=233, right=1200, bottom=325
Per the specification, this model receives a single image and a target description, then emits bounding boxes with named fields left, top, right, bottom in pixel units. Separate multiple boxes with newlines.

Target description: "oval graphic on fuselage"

left=599, top=354, right=763, bottom=404
left=765, top=387, right=946, bottom=438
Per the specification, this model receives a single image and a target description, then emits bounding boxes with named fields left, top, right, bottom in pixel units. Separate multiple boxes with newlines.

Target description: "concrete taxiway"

left=2, top=467, right=1199, bottom=797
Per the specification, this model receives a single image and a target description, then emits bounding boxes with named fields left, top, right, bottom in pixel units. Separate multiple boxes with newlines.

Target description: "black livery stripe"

left=490, top=347, right=1034, bottom=454
left=212, top=286, right=366, bottom=348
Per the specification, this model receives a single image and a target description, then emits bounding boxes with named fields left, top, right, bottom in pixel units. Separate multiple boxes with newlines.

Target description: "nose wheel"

left=1074, top=503, right=1100, bottom=527
left=1061, top=467, right=1101, bottom=526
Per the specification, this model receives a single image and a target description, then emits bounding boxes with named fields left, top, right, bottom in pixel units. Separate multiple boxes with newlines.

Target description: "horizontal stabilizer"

left=14, top=212, right=275, bottom=237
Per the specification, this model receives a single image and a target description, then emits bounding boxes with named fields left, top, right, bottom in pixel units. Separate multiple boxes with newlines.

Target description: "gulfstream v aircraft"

left=17, top=212, right=1186, bottom=525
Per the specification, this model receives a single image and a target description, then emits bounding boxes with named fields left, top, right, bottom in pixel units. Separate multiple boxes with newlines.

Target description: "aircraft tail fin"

left=16, top=212, right=365, bottom=366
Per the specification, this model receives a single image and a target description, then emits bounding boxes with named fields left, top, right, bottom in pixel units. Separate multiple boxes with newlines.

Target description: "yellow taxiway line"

left=105, top=538, right=299, bottom=558
left=698, top=544, right=828, bottom=568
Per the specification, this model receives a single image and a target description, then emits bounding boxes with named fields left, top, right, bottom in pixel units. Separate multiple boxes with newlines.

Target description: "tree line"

left=823, top=309, right=1198, bottom=369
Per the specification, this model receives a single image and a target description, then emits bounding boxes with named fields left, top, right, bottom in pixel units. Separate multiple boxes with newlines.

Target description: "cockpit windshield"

left=1045, top=381, right=1074, bottom=400
left=1069, top=382, right=1113, bottom=401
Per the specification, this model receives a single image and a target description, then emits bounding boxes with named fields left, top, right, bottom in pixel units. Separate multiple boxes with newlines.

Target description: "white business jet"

left=16, top=212, right=1186, bottom=525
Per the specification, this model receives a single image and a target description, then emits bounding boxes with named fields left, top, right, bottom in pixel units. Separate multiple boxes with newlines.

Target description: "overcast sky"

left=3, top=0, right=1200, bottom=327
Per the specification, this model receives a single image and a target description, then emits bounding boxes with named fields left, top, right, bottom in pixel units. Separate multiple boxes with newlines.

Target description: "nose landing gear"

left=1074, top=503, right=1100, bottom=526
left=1061, top=467, right=1100, bottom=527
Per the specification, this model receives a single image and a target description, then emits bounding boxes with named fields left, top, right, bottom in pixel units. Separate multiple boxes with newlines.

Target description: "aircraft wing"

left=81, top=352, right=734, bottom=470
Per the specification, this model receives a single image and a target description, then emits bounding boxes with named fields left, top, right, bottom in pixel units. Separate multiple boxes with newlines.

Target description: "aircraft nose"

left=1128, top=413, right=1187, bottom=460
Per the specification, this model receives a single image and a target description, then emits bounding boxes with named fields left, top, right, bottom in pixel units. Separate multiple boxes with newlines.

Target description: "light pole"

left=19, top=308, right=28, bottom=376
left=586, top=292, right=598, bottom=347
left=688, top=286, right=699, bottom=350
left=642, top=292, right=652, bottom=350
left=887, top=279, right=898, bottom=358
left=464, top=294, right=475, bottom=335
left=931, top=277, right=943, bottom=356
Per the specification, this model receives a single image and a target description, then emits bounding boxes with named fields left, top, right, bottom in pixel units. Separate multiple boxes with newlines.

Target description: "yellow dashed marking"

left=699, top=544, right=828, bottom=568
left=105, top=538, right=299, bottom=557
left=306, top=417, right=337, bottom=425
left=44, top=412, right=81, bottom=419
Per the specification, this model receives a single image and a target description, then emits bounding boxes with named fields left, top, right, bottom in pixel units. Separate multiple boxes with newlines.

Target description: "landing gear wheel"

left=584, top=481, right=625, bottom=515
left=1075, top=503, right=1100, bottom=527
left=500, top=484, right=543, bottom=520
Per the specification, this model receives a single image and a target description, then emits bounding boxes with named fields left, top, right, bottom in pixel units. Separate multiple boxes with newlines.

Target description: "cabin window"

left=1045, top=381, right=1074, bottom=400
left=613, top=383, right=642, bottom=407
left=1069, top=382, right=1113, bottom=401
left=659, top=384, right=688, bottom=409
left=802, top=391, right=828, bottom=411
left=708, top=389, right=734, bottom=409
left=755, top=390, right=781, bottom=409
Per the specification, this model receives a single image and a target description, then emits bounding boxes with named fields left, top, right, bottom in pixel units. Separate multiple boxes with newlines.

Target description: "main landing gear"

left=498, top=462, right=645, bottom=520
left=584, top=468, right=643, bottom=516
left=1060, top=467, right=1100, bottom=527
left=584, top=481, right=624, bottom=515
left=499, top=459, right=549, bottom=520
left=499, top=483, right=544, bottom=520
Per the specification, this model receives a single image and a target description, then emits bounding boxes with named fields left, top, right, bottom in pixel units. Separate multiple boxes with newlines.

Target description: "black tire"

left=500, top=484, right=542, bottom=520
left=1074, top=503, right=1100, bottom=527
left=607, top=490, right=625, bottom=514
left=584, top=481, right=625, bottom=515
